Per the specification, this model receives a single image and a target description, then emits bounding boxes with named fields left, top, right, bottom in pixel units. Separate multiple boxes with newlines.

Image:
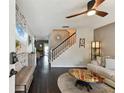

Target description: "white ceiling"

left=16, top=0, right=115, bottom=40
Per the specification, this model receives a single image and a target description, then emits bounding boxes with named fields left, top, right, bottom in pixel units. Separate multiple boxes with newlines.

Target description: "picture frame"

left=28, top=35, right=31, bottom=45
left=79, top=38, right=85, bottom=48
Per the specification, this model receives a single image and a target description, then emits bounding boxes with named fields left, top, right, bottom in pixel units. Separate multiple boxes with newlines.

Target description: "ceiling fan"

left=66, top=0, right=108, bottom=18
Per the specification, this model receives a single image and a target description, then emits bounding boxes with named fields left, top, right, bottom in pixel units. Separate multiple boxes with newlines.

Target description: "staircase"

left=48, top=31, right=76, bottom=62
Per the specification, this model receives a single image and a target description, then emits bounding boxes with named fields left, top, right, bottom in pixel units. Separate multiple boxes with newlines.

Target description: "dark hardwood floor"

left=28, top=56, right=70, bottom=93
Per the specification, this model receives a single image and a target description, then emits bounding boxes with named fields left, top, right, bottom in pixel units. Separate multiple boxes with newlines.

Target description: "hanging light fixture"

left=87, top=10, right=96, bottom=16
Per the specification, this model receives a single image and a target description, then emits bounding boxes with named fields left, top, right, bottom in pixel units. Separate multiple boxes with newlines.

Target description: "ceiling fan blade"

left=66, top=11, right=88, bottom=18
left=92, top=0, right=105, bottom=9
left=95, top=10, right=108, bottom=17
left=87, top=0, right=95, bottom=10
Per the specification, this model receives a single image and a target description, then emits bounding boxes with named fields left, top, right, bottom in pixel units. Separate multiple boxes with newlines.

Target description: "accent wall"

left=94, top=23, right=115, bottom=58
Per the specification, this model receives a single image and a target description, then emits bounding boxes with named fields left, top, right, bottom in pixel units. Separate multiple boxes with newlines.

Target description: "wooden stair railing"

left=48, top=32, right=76, bottom=62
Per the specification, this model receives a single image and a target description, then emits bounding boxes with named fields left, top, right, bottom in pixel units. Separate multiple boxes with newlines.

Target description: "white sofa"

left=87, top=63, right=115, bottom=88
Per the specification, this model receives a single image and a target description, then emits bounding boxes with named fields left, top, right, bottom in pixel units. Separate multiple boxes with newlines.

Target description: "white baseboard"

left=51, top=65, right=87, bottom=68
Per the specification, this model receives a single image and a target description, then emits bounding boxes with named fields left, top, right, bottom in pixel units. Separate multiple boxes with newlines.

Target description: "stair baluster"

left=48, top=32, right=76, bottom=62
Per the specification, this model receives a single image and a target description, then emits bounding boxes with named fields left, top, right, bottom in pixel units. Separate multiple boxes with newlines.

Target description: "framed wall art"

left=79, top=38, right=85, bottom=48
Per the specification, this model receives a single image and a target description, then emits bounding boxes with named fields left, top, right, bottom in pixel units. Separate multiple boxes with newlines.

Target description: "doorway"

left=44, top=43, right=49, bottom=56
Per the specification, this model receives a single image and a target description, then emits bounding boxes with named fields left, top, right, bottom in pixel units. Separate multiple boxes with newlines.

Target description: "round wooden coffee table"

left=68, top=69, right=104, bottom=92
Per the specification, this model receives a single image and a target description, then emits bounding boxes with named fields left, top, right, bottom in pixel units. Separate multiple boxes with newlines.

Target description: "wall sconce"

left=91, top=41, right=101, bottom=60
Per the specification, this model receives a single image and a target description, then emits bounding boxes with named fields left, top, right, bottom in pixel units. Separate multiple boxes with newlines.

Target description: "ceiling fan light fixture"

left=66, top=0, right=108, bottom=18
left=87, top=10, right=96, bottom=16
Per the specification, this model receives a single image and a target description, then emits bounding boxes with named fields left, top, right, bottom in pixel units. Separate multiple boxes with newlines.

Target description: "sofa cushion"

left=105, top=59, right=115, bottom=71
left=91, top=57, right=102, bottom=66
left=91, top=60, right=99, bottom=65
left=96, top=65, right=115, bottom=81
left=96, top=56, right=102, bottom=65
left=87, top=64, right=115, bottom=82
left=104, top=78, right=115, bottom=88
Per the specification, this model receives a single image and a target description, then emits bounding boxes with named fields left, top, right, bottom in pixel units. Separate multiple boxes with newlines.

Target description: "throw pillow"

left=91, top=60, right=98, bottom=65
left=96, top=56, right=102, bottom=66
left=105, top=58, right=115, bottom=71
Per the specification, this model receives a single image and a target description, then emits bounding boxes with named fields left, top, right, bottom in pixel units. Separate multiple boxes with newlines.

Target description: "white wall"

left=16, top=4, right=36, bottom=66
left=51, top=28, right=93, bottom=67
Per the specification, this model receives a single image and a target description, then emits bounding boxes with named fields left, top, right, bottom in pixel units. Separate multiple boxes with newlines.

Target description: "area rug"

left=57, top=73, right=114, bottom=93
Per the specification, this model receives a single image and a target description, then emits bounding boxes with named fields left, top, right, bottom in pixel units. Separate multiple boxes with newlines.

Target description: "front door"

left=9, top=0, right=16, bottom=93
left=9, top=65, right=15, bottom=93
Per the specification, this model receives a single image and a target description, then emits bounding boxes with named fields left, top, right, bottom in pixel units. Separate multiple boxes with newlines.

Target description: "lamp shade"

left=91, top=41, right=101, bottom=60
left=91, top=42, right=95, bottom=48
left=95, top=41, right=100, bottom=48
left=91, top=41, right=100, bottom=48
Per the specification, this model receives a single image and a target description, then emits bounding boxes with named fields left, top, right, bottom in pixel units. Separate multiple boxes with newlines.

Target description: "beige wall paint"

left=51, top=28, right=94, bottom=67
left=49, top=29, right=70, bottom=49
left=94, top=23, right=115, bottom=57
